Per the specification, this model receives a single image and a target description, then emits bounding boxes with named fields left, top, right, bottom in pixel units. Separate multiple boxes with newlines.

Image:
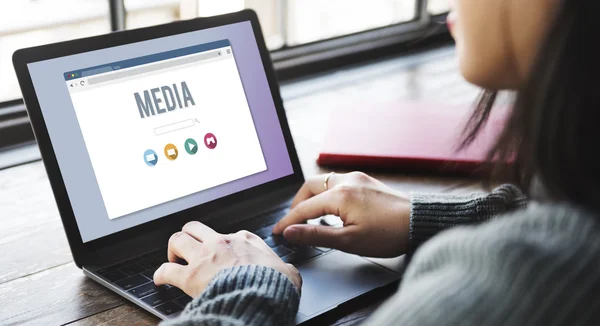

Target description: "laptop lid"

left=12, top=10, right=303, bottom=267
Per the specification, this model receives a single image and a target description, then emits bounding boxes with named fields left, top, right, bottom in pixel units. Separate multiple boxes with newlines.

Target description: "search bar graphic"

left=154, top=119, right=194, bottom=136
left=88, top=49, right=223, bottom=85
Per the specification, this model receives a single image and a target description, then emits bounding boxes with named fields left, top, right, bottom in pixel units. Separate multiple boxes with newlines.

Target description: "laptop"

left=12, top=10, right=401, bottom=324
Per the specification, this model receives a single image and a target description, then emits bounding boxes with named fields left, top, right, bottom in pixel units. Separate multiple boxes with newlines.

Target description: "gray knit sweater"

left=165, top=185, right=600, bottom=325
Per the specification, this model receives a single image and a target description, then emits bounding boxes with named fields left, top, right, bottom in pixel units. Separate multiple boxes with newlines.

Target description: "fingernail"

left=170, top=232, right=181, bottom=242
left=284, top=226, right=300, bottom=240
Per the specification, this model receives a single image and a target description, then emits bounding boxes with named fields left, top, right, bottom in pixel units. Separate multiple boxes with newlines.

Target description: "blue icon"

left=144, top=149, right=158, bottom=166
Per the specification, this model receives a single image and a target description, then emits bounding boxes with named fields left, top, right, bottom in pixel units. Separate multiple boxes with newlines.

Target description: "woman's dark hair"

left=461, top=0, right=600, bottom=211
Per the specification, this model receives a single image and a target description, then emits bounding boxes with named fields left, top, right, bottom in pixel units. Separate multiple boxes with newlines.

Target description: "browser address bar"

left=87, top=49, right=224, bottom=86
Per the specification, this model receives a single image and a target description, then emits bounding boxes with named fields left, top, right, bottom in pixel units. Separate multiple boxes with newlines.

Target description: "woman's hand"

left=272, top=172, right=411, bottom=258
left=154, top=221, right=302, bottom=298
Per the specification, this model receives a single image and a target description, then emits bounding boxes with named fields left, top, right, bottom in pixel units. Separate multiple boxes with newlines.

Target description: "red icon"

left=204, top=133, right=217, bottom=149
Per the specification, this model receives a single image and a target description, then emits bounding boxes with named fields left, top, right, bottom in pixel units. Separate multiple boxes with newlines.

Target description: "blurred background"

left=0, top=0, right=449, bottom=103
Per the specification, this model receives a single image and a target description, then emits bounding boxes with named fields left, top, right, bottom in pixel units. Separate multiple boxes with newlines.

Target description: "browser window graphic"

left=65, top=40, right=267, bottom=220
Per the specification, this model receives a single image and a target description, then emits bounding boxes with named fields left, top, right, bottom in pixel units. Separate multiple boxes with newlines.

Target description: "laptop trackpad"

left=296, top=250, right=400, bottom=318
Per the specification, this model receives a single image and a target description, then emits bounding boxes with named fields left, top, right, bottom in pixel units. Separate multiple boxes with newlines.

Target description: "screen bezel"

left=12, top=10, right=304, bottom=267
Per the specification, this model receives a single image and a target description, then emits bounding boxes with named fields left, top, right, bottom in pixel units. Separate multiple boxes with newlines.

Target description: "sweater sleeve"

left=163, top=265, right=299, bottom=326
left=409, top=184, right=527, bottom=254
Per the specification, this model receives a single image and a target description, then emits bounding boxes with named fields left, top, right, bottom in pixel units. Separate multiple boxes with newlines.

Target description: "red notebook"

left=317, top=101, right=508, bottom=175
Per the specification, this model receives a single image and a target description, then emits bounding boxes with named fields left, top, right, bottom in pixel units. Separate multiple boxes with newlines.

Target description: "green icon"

left=184, top=138, right=198, bottom=155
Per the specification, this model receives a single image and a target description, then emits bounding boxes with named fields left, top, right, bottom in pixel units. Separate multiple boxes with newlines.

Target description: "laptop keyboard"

left=261, top=234, right=323, bottom=264
left=97, top=250, right=191, bottom=316
left=96, top=213, right=328, bottom=317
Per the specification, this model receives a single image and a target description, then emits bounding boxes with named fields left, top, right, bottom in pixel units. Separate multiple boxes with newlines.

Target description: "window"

left=0, top=0, right=449, bottom=153
left=428, top=0, right=451, bottom=15
left=123, top=0, right=288, bottom=49
left=0, top=0, right=110, bottom=103
left=284, top=0, right=417, bottom=46
left=123, top=0, right=433, bottom=49
left=125, top=0, right=180, bottom=30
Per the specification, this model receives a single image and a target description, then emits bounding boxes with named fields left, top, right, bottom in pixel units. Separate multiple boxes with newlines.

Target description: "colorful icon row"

left=144, top=133, right=217, bottom=166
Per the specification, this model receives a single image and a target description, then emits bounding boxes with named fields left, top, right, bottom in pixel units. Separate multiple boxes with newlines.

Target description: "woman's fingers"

left=273, top=190, right=341, bottom=234
left=182, top=221, right=218, bottom=243
left=289, top=176, right=321, bottom=208
left=153, top=262, right=187, bottom=288
left=283, top=224, right=354, bottom=250
left=167, top=231, right=202, bottom=263
left=290, top=173, right=340, bottom=208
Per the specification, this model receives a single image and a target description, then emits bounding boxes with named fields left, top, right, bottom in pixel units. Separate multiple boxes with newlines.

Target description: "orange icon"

left=164, top=143, right=178, bottom=160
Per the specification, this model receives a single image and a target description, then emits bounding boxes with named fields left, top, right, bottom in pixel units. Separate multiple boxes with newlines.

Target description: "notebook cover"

left=317, top=101, right=508, bottom=175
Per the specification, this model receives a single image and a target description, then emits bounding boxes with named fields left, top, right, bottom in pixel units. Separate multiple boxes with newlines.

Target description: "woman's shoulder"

left=488, top=202, right=600, bottom=238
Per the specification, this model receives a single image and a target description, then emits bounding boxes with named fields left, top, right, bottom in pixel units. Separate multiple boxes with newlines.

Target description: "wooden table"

left=0, top=45, right=484, bottom=325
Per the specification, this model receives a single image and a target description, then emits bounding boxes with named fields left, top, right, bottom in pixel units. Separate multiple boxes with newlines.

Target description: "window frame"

left=0, top=99, right=33, bottom=150
left=272, top=0, right=429, bottom=64
left=0, top=0, right=449, bottom=151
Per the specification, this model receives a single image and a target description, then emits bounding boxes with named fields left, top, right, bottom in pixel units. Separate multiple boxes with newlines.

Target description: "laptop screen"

left=27, top=21, right=294, bottom=243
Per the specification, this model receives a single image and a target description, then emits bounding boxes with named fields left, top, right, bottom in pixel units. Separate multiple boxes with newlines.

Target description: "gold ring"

left=324, top=172, right=335, bottom=191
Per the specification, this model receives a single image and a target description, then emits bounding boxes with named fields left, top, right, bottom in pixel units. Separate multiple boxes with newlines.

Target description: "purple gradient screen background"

left=28, top=21, right=294, bottom=242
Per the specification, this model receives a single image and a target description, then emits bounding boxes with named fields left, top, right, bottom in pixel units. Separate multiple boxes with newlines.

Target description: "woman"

left=155, top=0, right=600, bottom=324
